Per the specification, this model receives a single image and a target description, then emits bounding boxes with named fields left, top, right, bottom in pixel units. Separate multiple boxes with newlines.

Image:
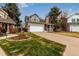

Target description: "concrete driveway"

left=33, top=32, right=79, bottom=56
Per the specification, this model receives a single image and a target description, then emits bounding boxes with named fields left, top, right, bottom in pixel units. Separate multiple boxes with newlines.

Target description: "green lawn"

left=53, top=32, right=79, bottom=38
left=0, top=32, right=66, bottom=56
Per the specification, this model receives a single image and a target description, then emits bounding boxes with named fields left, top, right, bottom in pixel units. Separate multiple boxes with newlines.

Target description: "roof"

left=28, top=21, right=44, bottom=24
left=0, top=16, right=16, bottom=25
left=68, top=11, right=79, bottom=18
left=28, top=19, right=44, bottom=24
left=0, top=9, right=16, bottom=25
left=29, top=14, right=39, bottom=18
left=0, top=9, right=8, bottom=15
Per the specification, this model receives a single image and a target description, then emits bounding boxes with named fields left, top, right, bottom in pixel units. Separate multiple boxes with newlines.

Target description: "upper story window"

left=0, top=14, right=3, bottom=17
left=72, top=19, right=75, bottom=22
left=77, top=18, right=79, bottom=22
left=4, top=14, right=7, bottom=19
left=31, top=19, right=34, bottom=22
left=34, top=19, right=36, bottom=22
left=36, top=19, right=38, bottom=22
left=0, top=13, right=7, bottom=19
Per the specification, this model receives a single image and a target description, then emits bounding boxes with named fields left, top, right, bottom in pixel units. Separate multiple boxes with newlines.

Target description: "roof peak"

left=68, top=11, right=79, bottom=18
left=0, top=9, right=8, bottom=15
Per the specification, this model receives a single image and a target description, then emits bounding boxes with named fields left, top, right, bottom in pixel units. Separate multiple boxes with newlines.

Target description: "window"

left=32, top=19, right=34, bottom=22
left=0, top=14, right=4, bottom=18
left=34, top=19, right=36, bottom=22
left=77, top=18, right=79, bottom=22
left=72, top=19, right=75, bottom=22
left=36, top=19, right=38, bottom=22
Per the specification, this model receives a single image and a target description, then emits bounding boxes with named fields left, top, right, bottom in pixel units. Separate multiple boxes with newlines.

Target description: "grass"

left=53, top=32, right=79, bottom=38
left=0, top=32, right=66, bottom=56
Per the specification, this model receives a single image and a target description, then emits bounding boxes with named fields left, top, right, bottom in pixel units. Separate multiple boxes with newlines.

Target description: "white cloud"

left=18, top=3, right=34, bottom=9
left=69, top=8, right=72, bottom=13
left=18, top=3, right=29, bottom=9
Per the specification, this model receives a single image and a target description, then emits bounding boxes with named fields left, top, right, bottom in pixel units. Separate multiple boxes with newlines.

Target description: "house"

left=25, top=14, right=44, bottom=32
left=44, top=16, right=54, bottom=32
left=0, top=9, right=16, bottom=34
left=44, top=11, right=68, bottom=32
left=67, top=12, right=79, bottom=32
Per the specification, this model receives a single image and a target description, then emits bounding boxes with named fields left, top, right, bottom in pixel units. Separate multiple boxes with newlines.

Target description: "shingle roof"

left=0, top=16, right=16, bottom=25
left=68, top=12, right=79, bottom=18
left=28, top=21, right=44, bottom=24
left=29, top=14, right=39, bottom=18
left=0, top=9, right=16, bottom=25
left=0, top=9, right=8, bottom=15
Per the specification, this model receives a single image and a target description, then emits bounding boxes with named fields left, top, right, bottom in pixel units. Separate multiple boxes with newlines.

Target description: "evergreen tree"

left=2, top=3, right=21, bottom=26
left=49, top=6, right=61, bottom=24
left=48, top=6, right=62, bottom=31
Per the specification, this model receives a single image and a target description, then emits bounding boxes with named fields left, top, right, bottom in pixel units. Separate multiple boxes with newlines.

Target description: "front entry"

left=45, top=24, right=54, bottom=32
left=2, top=23, right=7, bottom=32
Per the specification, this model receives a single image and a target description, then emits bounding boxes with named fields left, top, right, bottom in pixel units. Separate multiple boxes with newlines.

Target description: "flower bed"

left=8, top=33, right=30, bottom=41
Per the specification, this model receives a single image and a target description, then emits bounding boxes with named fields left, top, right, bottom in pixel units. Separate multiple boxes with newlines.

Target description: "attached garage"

left=67, top=12, right=79, bottom=32
left=28, top=23, right=44, bottom=32
left=69, top=23, right=79, bottom=32
left=25, top=14, right=45, bottom=32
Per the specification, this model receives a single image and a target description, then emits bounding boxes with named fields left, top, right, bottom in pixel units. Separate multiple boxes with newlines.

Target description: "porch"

left=0, top=22, right=16, bottom=35
left=44, top=24, right=54, bottom=32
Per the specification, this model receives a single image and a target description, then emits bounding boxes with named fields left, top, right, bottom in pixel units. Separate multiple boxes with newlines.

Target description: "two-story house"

left=44, top=16, right=54, bottom=32
left=25, top=14, right=44, bottom=32
left=0, top=9, right=16, bottom=34
left=67, top=12, right=79, bottom=32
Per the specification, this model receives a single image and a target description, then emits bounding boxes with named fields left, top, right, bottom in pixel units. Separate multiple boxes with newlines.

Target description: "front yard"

left=53, top=32, right=79, bottom=38
left=0, top=32, right=66, bottom=56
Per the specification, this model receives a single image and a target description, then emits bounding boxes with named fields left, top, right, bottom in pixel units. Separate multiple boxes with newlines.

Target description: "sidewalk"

left=0, top=47, right=6, bottom=56
left=0, top=34, right=17, bottom=40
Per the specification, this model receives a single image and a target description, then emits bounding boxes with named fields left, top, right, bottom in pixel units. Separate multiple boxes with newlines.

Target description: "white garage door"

left=70, top=24, right=79, bottom=32
left=29, top=23, right=44, bottom=32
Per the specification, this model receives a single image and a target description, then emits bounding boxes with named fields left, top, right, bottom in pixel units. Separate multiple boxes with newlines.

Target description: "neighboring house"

left=24, top=12, right=79, bottom=32
left=25, top=14, right=44, bottom=32
left=44, top=16, right=54, bottom=32
left=0, top=9, right=16, bottom=34
left=44, top=12, right=68, bottom=32
left=67, top=12, right=79, bottom=32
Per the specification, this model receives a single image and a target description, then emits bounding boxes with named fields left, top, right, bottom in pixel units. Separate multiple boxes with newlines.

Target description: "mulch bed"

left=8, top=33, right=30, bottom=41
left=7, top=37, right=31, bottom=41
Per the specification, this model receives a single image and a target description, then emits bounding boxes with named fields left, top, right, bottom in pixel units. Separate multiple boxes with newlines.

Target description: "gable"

left=68, top=14, right=79, bottom=23
left=0, top=9, right=16, bottom=25
left=30, top=14, right=40, bottom=22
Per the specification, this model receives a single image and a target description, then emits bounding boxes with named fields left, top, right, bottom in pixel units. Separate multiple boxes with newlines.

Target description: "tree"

left=2, top=3, right=21, bottom=26
left=48, top=6, right=62, bottom=31
left=61, top=11, right=68, bottom=31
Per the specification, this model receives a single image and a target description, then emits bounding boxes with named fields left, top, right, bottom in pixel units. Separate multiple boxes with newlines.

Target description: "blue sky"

left=0, top=3, right=79, bottom=22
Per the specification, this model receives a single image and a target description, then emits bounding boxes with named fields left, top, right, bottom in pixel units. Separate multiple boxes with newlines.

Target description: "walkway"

left=0, top=34, right=17, bottom=40
left=34, top=32, right=79, bottom=56
left=0, top=47, right=6, bottom=56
